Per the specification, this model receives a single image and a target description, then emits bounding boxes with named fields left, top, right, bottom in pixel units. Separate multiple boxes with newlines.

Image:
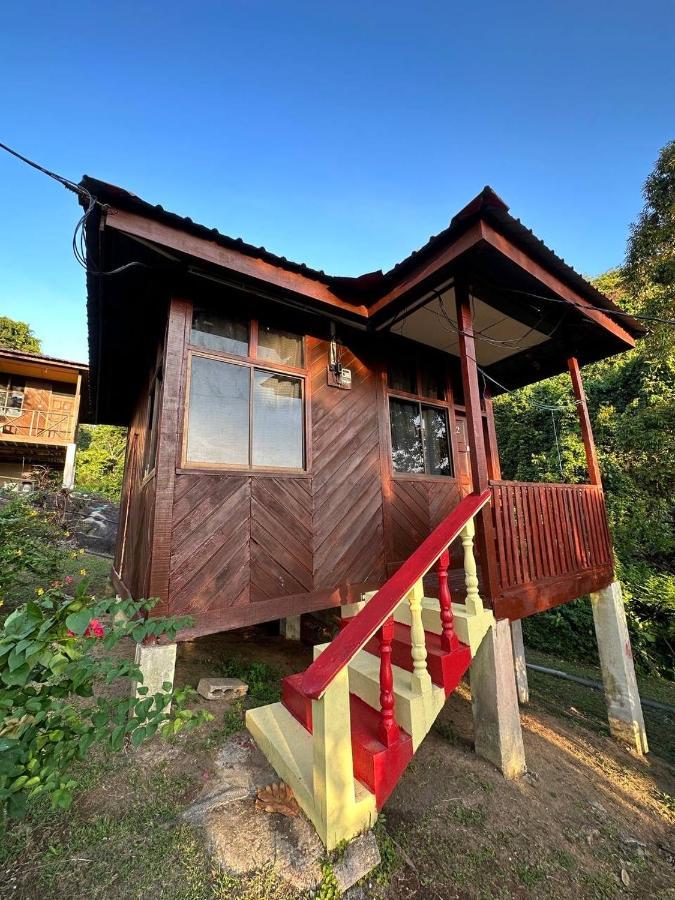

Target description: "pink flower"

left=64, top=575, right=74, bottom=585
left=84, top=619, right=105, bottom=639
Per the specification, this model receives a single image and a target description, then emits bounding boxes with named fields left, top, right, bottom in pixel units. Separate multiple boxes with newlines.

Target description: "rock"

left=333, top=832, right=381, bottom=894
left=197, top=677, right=248, bottom=701
left=620, top=868, right=630, bottom=886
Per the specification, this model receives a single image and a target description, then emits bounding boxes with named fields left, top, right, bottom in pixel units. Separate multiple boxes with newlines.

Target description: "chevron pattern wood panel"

left=250, top=477, right=313, bottom=602
left=169, top=474, right=250, bottom=615
left=310, top=337, right=386, bottom=590
left=388, top=478, right=461, bottom=566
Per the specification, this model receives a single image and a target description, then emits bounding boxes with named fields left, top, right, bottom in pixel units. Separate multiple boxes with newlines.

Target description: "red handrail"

left=301, top=489, right=491, bottom=700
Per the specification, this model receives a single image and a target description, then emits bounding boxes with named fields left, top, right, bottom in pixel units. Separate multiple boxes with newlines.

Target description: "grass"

left=525, top=647, right=675, bottom=763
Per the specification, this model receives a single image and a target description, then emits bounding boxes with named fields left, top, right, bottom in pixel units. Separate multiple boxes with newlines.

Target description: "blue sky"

left=0, top=1, right=672, bottom=363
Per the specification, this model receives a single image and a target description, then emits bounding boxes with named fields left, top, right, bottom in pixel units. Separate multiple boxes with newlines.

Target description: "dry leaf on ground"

left=255, top=781, right=300, bottom=817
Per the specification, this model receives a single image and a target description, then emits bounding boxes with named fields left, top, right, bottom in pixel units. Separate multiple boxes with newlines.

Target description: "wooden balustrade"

left=408, top=580, right=432, bottom=695
left=490, top=481, right=613, bottom=597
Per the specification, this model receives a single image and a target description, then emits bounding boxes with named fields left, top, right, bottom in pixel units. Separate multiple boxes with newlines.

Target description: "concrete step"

left=246, top=700, right=377, bottom=845
left=394, top=596, right=493, bottom=655
left=346, top=649, right=446, bottom=750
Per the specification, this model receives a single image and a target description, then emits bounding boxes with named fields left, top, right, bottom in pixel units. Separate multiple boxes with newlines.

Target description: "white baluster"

left=408, top=579, right=432, bottom=694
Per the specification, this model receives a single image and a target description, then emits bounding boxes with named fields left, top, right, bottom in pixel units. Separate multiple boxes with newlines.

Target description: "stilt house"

left=80, top=179, right=647, bottom=847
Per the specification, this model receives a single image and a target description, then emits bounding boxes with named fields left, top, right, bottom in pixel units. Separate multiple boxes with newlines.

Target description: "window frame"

left=181, top=313, right=309, bottom=475
left=386, top=357, right=456, bottom=481
left=0, top=376, right=26, bottom=417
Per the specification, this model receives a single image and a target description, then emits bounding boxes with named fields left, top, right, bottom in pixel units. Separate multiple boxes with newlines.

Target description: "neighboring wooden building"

left=80, top=179, right=641, bottom=632
left=80, top=179, right=648, bottom=847
left=0, top=348, right=88, bottom=489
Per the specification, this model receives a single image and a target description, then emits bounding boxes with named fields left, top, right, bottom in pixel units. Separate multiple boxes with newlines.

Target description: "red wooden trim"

left=301, top=489, right=491, bottom=699
left=568, top=357, right=602, bottom=487
left=455, top=280, right=500, bottom=603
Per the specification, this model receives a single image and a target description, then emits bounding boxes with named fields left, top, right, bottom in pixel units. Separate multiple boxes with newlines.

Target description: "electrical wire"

left=0, top=140, right=147, bottom=277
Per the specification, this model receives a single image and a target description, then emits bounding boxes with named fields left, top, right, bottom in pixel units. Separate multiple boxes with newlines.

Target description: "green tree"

left=75, top=425, right=127, bottom=500
left=0, top=317, right=41, bottom=353
left=493, top=143, right=675, bottom=677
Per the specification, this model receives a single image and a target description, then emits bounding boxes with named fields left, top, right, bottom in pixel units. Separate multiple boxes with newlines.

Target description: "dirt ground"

left=2, top=630, right=674, bottom=900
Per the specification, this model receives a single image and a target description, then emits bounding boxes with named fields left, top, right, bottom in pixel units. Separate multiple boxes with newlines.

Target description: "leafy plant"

left=0, top=578, right=211, bottom=820
left=75, top=425, right=128, bottom=500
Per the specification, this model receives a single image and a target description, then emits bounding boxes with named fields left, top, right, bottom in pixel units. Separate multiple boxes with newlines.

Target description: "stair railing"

left=298, top=489, right=492, bottom=847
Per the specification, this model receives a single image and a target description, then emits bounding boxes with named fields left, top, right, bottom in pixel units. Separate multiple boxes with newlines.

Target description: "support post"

left=510, top=620, right=529, bottom=704
left=62, top=442, right=77, bottom=490
left=590, top=582, right=648, bottom=754
left=280, top=615, right=302, bottom=640
left=131, top=642, right=178, bottom=714
left=568, top=357, right=602, bottom=486
left=455, top=280, right=500, bottom=602
left=470, top=618, right=526, bottom=778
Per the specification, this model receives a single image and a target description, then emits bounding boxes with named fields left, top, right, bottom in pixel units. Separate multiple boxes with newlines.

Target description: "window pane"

left=419, top=368, right=445, bottom=401
left=257, top=325, right=304, bottom=367
left=422, top=406, right=452, bottom=476
left=186, top=356, right=249, bottom=464
left=388, top=359, right=416, bottom=394
left=252, top=371, right=303, bottom=468
left=191, top=308, right=249, bottom=356
left=389, top=398, right=424, bottom=473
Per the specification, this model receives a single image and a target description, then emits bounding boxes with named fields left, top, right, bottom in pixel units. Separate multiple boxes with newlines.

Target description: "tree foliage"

left=493, top=143, right=675, bottom=678
left=75, top=425, right=127, bottom=500
left=0, top=316, right=41, bottom=354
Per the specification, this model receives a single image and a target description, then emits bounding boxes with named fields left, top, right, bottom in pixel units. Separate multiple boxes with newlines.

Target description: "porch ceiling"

left=390, top=287, right=551, bottom=367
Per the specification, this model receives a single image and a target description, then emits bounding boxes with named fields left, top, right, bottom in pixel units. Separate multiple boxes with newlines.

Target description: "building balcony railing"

left=0, top=408, right=75, bottom=445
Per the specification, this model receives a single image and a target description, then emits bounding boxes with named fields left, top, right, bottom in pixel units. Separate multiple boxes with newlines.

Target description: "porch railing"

left=0, top=410, right=74, bottom=443
left=490, top=480, right=613, bottom=594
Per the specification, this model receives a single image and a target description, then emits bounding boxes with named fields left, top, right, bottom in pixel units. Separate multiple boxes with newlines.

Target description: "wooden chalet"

left=0, top=348, right=87, bottom=489
left=80, top=179, right=646, bottom=846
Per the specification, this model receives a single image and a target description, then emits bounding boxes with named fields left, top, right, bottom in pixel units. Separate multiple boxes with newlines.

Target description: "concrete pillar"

left=62, top=442, right=77, bottom=490
left=470, top=618, right=527, bottom=779
left=510, top=620, right=529, bottom=704
left=280, top=615, right=302, bottom=641
left=131, top=642, right=177, bottom=713
left=590, top=582, right=648, bottom=755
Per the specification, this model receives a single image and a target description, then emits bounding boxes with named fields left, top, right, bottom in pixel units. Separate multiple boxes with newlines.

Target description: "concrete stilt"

left=590, top=582, right=648, bottom=755
left=510, top=620, right=529, bottom=704
left=62, top=442, right=77, bottom=490
left=470, top=618, right=527, bottom=779
left=131, top=642, right=178, bottom=713
left=280, top=615, right=302, bottom=641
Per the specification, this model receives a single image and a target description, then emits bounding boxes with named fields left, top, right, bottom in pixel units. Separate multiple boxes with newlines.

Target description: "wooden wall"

left=121, top=296, right=476, bottom=639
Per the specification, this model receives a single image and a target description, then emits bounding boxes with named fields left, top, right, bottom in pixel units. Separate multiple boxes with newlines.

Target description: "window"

left=0, top=377, right=25, bottom=417
left=191, top=309, right=249, bottom=356
left=387, top=358, right=453, bottom=477
left=185, top=311, right=305, bottom=470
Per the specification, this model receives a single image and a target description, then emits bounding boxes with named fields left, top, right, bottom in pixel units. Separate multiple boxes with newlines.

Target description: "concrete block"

left=590, top=581, right=648, bottom=755
left=510, top=619, right=529, bottom=704
left=333, top=831, right=381, bottom=893
left=197, top=677, right=248, bottom=701
left=470, top=618, right=526, bottom=779
left=280, top=615, right=302, bottom=640
left=131, top=642, right=177, bottom=713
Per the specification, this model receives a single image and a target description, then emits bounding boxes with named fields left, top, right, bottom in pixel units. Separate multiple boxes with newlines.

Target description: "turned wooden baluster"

left=437, top=549, right=459, bottom=652
left=408, top=580, right=433, bottom=694
left=461, top=517, right=485, bottom=618
left=378, top=616, right=400, bottom=747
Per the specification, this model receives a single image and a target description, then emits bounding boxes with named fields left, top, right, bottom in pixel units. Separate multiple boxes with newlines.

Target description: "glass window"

left=253, top=371, right=303, bottom=468
left=191, top=309, right=249, bottom=357
left=422, top=406, right=452, bottom=475
left=390, top=398, right=424, bottom=474
left=388, top=359, right=417, bottom=394
left=389, top=399, right=453, bottom=477
left=143, top=373, right=162, bottom=477
left=257, top=324, right=304, bottom=368
left=0, top=378, right=25, bottom=417
left=186, top=356, right=250, bottom=464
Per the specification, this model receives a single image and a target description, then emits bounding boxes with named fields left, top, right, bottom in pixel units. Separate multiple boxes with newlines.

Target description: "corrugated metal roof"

left=78, top=177, right=644, bottom=336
